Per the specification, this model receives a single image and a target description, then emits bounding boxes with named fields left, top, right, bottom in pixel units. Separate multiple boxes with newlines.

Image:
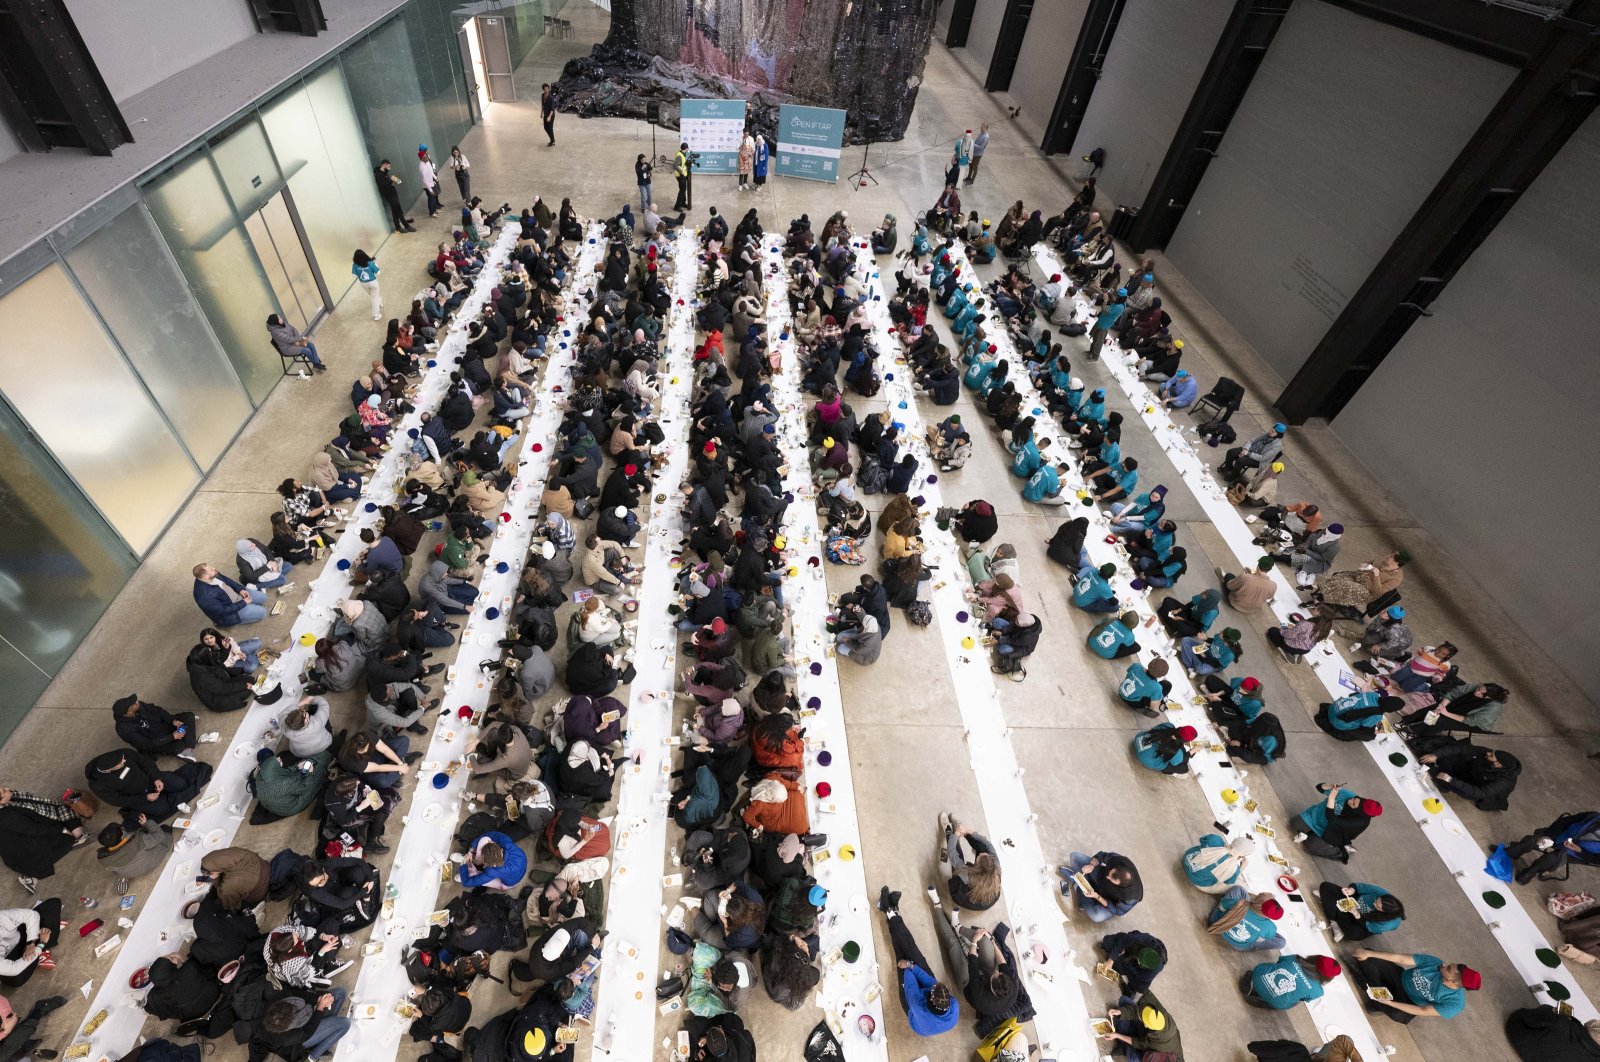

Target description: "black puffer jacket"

left=186, top=644, right=253, bottom=712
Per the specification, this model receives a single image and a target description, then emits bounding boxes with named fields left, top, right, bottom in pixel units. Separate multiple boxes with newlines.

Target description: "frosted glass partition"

left=209, top=115, right=286, bottom=220
left=143, top=150, right=284, bottom=402
left=261, top=66, right=390, bottom=303
left=0, top=265, right=199, bottom=552
left=0, top=398, right=135, bottom=731
left=61, top=203, right=253, bottom=468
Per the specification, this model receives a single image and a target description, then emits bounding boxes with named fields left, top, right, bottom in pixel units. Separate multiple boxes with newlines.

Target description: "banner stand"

left=775, top=105, right=847, bottom=183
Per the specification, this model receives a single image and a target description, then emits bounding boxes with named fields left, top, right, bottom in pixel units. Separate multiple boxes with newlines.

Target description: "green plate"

left=1547, top=980, right=1572, bottom=1002
left=1483, top=890, right=1506, bottom=909
left=1536, top=948, right=1561, bottom=968
left=1388, top=752, right=1409, bottom=767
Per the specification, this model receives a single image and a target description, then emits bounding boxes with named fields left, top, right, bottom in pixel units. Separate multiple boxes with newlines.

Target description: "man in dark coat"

left=1506, top=1004, right=1600, bottom=1061
left=84, top=748, right=212, bottom=820
left=112, top=695, right=198, bottom=758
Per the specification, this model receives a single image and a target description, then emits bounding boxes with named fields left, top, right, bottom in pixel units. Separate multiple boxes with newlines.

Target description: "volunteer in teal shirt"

left=1089, top=611, right=1141, bottom=660
left=1244, top=954, right=1340, bottom=1010
left=1208, top=886, right=1286, bottom=951
left=1351, top=948, right=1478, bottom=1021
left=1023, top=463, right=1063, bottom=504
left=1072, top=563, right=1119, bottom=613
left=1118, top=658, right=1170, bottom=715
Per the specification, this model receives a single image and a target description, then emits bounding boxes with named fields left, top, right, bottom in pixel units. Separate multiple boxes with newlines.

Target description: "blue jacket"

left=193, top=575, right=252, bottom=625
left=900, top=961, right=960, bottom=1035
left=458, top=831, right=528, bottom=889
left=1160, top=374, right=1198, bottom=407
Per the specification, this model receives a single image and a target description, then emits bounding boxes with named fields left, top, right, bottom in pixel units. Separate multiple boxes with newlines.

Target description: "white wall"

left=960, top=0, right=1007, bottom=83
left=1163, top=0, right=1512, bottom=380
left=64, top=0, right=259, bottom=103
left=1008, top=0, right=1088, bottom=132
left=1071, top=0, right=1233, bottom=208
left=1336, top=110, right=1600, bottom=700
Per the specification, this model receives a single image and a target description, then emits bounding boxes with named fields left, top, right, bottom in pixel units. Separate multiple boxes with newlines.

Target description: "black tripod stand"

left=847, top=142, right=877, bottom=189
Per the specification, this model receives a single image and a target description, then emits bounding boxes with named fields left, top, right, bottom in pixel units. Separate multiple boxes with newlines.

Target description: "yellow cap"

left=1270, top=462, right=1285, bottom=474
left=822, top=437, right=835, bottom=448
left=1140, top=1006, right=1167, bottom=1031
left=774, top=535, right=787, bottom=550
left=1173, top=340, right=1184, bottom=349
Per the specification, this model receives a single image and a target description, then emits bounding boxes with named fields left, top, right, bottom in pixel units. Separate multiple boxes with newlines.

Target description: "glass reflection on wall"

left=0, top=264, right=199, bottom=553
left=58, top=203, right=253, bottom=469
left=143, top=150, right=284, bottom=402
left=0, top=399, right=135, bottom=730
left=261, top=66, right=390, bottom=305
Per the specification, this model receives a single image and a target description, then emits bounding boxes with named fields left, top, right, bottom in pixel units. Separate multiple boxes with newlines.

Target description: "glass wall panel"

left=261, top=68, right=389, bottom=303
left=59, top=203, right=252, bottom=469
left=143, top=150, right=284, bottom=402
left=343, top=7, right=471, bottom=217
left=209, top=116, right=285, bottom=219
left=0, top=399, right=135, bottom=734
left=0, top=264, right=199, bottom=552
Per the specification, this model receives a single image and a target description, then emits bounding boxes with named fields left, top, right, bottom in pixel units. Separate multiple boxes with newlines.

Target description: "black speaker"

left=646, top=101, right=661, bottom=124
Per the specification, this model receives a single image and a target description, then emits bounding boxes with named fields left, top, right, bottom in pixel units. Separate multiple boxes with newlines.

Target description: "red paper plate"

left=1276, top=874, right=1299, bottom=894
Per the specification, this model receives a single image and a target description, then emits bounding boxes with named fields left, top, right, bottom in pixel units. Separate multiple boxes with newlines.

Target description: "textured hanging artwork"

left=554, top=0, right=938, bottom=143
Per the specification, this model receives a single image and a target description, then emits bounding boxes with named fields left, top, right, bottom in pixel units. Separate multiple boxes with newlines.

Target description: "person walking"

left=673, top=142, right=692, bottom=211
left=351, top=250, right=381, bottom=321
left=373, top=160, right=413, bottom=233
left=635, top=153, right=653, bottom=215
left=540, top=83, right=556, bottom=146
left=964, top=122, right=990, bottom=185
left=416, top=146, right=442, bottom=217
left=447, top=146, right=471, bottom=201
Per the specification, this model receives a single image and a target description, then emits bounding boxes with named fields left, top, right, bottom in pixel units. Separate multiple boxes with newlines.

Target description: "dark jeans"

left=145, top=761, right=214, bottom=820
left=1317, top=882, right=1382, bottom=941
left=1351, top=957, right=1417, bottom=1023
left=1, top=898, right=62, bottom=986
left=885, top=912, right=932, bottom=1018
left=1290, top=814, right=1349, bottom=864
left=325, top=472, right=362, bottom=502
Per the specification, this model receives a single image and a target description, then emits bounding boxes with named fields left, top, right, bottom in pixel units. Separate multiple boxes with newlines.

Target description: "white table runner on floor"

left=330, top=224, right=610, bottom=1057
left=938, top=242, right=1389, bottom=1058
left=587, top=228, right=700, bottom=1059
left=762, top=237, right=890, bottom=1058
left=69, top=223, right=523, bottom=1059
left=1031, top=244, right=1596, bottom=1021
left=850, top=240, right=1101, bottom=1062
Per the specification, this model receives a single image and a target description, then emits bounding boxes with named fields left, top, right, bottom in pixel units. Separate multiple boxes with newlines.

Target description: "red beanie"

left=1240, top=677, right=1261, bottom=692
left=1259, top=899, right=1283, bottom=920
left=1314, top=956, right=1342, bottom=980
left=703, top=440, right=717, bottom=455
left=624, top=463, right=638, bottom=476
left=1360, top=799, right=1383, bottom=817
left=710, top=617, right=726, bottom=635
left=1176, top=726, right=1198, bottom=742
left=1459, top=966, right=1481, bottom=990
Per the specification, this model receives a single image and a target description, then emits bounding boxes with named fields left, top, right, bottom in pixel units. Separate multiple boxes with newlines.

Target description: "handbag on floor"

left=1549, top=891, right=1598, bottom=920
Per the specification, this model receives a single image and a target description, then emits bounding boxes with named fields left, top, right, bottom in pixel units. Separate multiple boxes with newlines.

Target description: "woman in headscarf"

left=309, top=450, right=361, bottom=504
left=337, top=598, right=389, bottom=654
left=752, top=134, right=769, bottom=187
left=556, top=740, right=616, bottom=803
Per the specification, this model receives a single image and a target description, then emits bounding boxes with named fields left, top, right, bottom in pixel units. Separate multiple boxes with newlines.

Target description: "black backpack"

left=905, top=600, right=933, bottom=627
left=856, top=456, right=887, bottom=495
left=1200, top=419, right=1237, bottom=445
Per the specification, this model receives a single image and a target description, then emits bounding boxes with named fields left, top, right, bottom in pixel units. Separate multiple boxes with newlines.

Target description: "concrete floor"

left=10, top=8, right=1599, bottom=1061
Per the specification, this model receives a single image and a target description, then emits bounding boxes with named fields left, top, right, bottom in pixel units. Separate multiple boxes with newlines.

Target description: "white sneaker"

left=1331, top=926, right=1345, bottom=942
left=1292, top=832, right=1308, bottom=843
left=926, top=886, right=941, bottom=907
left=178, top=750, right=198, bottom=762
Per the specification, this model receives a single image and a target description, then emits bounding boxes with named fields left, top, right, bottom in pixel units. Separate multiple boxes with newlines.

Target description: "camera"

left=687, top=150, right=702, bottom=167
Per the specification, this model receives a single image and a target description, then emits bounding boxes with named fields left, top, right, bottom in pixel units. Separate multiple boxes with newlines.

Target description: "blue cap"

left=1115, top=288, right=1127, bottom=297
left=1142, top=273, right=1153, bottom=282
left=418, top=143, right=428, bottom=151
left=1273, top=422, right=1287, bottom=433
left=1387, top=606, right=1406, bottom=620
left=1174, top=370, right=1187, bottom=378
left=808, top=885, right=828, bottom=907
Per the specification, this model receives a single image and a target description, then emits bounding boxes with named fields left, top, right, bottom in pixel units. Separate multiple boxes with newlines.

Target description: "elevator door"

left=477, top=16, right=516, bottom=102
left=243, top=190, right=326, bottom=332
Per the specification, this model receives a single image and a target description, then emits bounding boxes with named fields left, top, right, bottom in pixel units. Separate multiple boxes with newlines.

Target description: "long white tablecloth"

left=1030, top=244, right=1596, bottom=1022
left=586, top=228, right=700, bottom=1060
left=70, top=223, right=524, bottom=1059
left=848, top=240, right=1101, bottom=1062
left=762, top=238, right=890, bottom=1058
left=941, top=241, right=1389, bottom=1058
left=327, top=225, right=611, bottom=1056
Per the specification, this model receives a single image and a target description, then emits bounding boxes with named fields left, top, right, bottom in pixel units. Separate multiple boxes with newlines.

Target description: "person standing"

left=965, top=122, right=990, bottom=185
left=373, top=160, right=413, bottom=233
left=540, top=83, right=556, bottom=146
left=635, top=153, right=653, bottom=214
left=955, top=128, right=974, bottom=171
left=1087, top=287, right=1127, bottom=361
left=351, top=250, right=381, bottom=321
left=753, top=134, right=769, bottom=188
left=674, top=142, right=692, bottom=211
left=737, top=132, right=754, bottom=191
left=447, top=146, right=471, bottom=201
left=417, top=146, right=442, bottom=218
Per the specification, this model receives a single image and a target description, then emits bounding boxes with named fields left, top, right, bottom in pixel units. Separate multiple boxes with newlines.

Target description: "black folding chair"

left=1189, top=376, right=1245, bottom=422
